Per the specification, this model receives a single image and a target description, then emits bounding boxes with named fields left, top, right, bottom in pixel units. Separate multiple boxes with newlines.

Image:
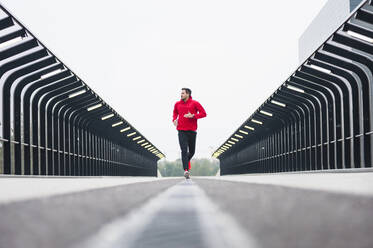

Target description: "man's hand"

left=173, top=119, right=178, bottom=126
left=184, top=112, right=194, bottom=118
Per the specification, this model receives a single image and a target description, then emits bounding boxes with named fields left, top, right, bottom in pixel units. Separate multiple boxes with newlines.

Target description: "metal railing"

left=0, top=3, right=164, bottom=176
left=213, top=0, right=373, bottom=175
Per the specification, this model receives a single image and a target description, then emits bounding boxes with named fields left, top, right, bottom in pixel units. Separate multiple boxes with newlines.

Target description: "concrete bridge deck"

left=0, top=172, right=372, bottom=248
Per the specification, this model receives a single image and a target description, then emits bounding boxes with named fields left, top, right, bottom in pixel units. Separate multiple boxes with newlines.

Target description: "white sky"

left=2, top=0, right=328, bottom=160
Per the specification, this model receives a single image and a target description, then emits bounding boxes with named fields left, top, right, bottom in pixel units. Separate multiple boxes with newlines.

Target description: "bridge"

left=0, top=1, right=373, bottom=248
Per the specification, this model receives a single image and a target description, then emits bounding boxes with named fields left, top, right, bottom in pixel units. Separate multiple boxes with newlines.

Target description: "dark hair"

left=181, top=88, right=192, bottom=96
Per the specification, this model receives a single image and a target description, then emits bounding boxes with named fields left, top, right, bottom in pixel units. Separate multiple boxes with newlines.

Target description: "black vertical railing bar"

left=214, top=0, right=373, bottom=174
left=0, top=3, right=164, bottom=175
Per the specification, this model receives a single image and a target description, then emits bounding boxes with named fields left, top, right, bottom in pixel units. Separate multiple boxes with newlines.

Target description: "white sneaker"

left=184, top=170, right=190, bottom=179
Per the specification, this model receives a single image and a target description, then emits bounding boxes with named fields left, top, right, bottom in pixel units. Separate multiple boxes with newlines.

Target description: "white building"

left=298, top=0, right=364, bottom=63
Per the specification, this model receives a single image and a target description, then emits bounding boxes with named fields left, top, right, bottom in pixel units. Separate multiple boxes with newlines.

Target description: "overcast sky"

left=2, top=0, right=328, bottom=160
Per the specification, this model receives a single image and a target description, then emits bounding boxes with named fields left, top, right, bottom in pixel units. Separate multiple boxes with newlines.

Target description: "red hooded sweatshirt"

left=172, top=96, right=207, bottom=131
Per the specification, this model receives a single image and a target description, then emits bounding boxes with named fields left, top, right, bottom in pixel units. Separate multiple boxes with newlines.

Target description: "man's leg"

left=178, top=131, right=189, bottom=171
left=187, top=131, right=197, bottom=169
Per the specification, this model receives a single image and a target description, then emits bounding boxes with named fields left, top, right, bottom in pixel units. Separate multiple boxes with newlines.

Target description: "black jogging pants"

left=178, top=130, right=196, bottom=171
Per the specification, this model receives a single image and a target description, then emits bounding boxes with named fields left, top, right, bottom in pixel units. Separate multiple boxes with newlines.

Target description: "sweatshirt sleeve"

left=194, top=101, right=207, bottom=119
left=172, top=102, right=178, bottom=121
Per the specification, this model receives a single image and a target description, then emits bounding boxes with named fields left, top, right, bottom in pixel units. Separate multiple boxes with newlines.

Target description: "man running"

left=172, top=88, right=207, bottom=179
